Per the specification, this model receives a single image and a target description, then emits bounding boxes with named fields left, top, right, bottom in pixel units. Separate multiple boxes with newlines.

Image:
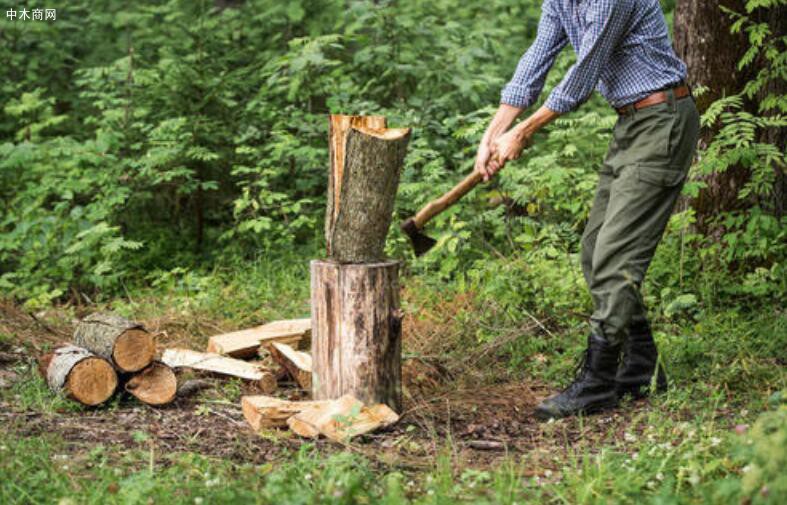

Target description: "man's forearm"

left=510, top=105, right=561, bottom=142
left=483, top=104, right=524, bottom=143
left=484, top=104, right=560, bottom=144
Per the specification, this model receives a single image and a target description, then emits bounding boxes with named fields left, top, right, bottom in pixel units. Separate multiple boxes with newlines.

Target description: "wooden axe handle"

left=412, top=171, right=484, bottom=228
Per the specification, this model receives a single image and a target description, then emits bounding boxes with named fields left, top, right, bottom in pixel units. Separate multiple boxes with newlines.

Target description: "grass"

left=1, top=252, right=785, bottom=504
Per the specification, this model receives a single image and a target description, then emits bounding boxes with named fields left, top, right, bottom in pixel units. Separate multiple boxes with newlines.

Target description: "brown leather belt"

left=616, top=84, right=691, bottom=116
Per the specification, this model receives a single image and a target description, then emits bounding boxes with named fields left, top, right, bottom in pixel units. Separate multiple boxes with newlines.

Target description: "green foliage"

left=738, top=394, right=787, bottom=503
left=0, top=0, right=538, bottom=302
left=0, top=0, right=783, bottom=314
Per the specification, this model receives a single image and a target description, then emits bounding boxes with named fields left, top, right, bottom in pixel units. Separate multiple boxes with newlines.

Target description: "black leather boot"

left=616, top=320, right=668, bottom=398
left=534, top=333, right=621, bottom=421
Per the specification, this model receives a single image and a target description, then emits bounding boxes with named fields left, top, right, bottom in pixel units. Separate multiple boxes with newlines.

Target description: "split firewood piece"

left=326, top=114, right=412, bottom=262
left=287, top=394, right=400, bottom=442
left=161, top=349, right=274, bottom=390
left=41, top=345, right=118, bottom=406
left=268, top=342, right=312, bottom=390
left=241, top=395, right=331, bottom=431
left=205, top=318, right=311, bottom=358
left=73, top=312, right=156, bottom=373
left=125, top=362, right=177, bottom=406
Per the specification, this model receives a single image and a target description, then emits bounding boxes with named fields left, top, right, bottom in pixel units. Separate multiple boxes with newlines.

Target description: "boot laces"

left=561, top=347, right=592, bottom=394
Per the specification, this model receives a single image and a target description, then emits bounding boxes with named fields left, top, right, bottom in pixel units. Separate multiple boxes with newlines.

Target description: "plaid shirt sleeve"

left=500, top=0, right=568, bottom=109
left=544, top=0, right=633, bottom=113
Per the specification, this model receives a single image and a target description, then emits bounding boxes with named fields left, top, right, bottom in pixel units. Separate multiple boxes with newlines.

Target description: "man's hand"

left=474, top=138, right=495, bottom=181
left=485, top=129, right=532, bottom=180
left=474, top=103, right=560, bottom=182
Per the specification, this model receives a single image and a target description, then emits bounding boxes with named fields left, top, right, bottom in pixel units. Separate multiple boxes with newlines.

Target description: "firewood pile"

left=39, top=313, right=175, bottom=406
left=40, top=311, right=399, bottom=442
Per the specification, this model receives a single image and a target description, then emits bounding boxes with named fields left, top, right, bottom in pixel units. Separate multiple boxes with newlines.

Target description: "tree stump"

left=325, top=114, right=411, bottom=263
left=73, top=313, right=156, bottom=373
left=41, top=345, right=118, bottom=406
left=125, top=362, right=177, bottom=406
left=310, top=260, right=403, bottom=413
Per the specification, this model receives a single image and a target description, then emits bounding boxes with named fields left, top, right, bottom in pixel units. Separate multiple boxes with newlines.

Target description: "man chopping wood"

left=474, top=0, right=699, bottom=420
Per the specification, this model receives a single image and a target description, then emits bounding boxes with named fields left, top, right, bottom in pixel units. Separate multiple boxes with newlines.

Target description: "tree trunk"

left=42, top=345, right=118, bottom=406
left=673, top=1, right=785, bottom=224
left=310, top=259, right=403, bottom=413
left=73, top=313, right=156, bottom=373
left=325, top=115, right=411, bottom=263
left=125, top=361, right=177, bottom=406
left=674, top=0, right=749, bottom=114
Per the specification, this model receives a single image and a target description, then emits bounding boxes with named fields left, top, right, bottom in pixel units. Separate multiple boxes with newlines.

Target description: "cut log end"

left=257, top=371, right=278, bottom=395
left=66, top=357, right=118, bottom=406
left=112, top=328, right=156, bottom=373
left=125, top=362, right=177, bottom=406
left=352, top=126, right=411, bottom=140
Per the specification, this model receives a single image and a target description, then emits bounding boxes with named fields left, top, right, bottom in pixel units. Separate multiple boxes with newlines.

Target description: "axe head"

left=401, top=218, right=437, bottom=257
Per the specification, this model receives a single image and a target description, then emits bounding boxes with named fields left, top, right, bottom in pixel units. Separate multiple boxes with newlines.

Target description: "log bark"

left=73, top=313, right=155, bottom=373
left=43, top=345, right=118, bottom=406
left=241, top=395, right=331, bottom=431
left=325, top=115, right=411, bottom=262
left=287, top=394, right=399, bottom=442
left=311, top=259, right=403, bottom=413
left=125, top=362, right=177, bottom=406
left=326, top=114, right=386, bottom=253
left=205, top=318, right=311, bottom=358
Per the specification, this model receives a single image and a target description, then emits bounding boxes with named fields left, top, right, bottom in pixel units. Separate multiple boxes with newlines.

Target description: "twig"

left=25, top=311, right=64, bottom=337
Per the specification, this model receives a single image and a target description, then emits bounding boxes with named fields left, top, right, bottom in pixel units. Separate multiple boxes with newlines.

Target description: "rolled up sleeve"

left=501, top=0, right=568, bottom=109
left=544, top=0, right=632, bottom=113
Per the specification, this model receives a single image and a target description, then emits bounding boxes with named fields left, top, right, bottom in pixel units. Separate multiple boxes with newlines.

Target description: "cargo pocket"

left=636, top=163, right=687, bottom=187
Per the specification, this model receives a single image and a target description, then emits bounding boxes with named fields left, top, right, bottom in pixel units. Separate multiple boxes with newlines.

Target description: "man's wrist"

left=513, top=105, right=561, bottom=142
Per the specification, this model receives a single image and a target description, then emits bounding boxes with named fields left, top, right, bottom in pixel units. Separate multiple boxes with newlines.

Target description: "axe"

left=400, top=170, right=484, bottom=256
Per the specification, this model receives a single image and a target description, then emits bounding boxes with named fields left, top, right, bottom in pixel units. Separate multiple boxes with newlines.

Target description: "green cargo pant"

left=581, top=89, right=700, bottom=345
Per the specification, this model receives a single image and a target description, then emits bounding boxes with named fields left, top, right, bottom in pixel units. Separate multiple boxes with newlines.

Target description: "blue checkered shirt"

left=501, top=0, right=687, bottom=113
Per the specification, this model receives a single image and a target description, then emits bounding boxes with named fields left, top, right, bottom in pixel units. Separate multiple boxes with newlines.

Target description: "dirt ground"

left=0, top=301, right=650, bottom=472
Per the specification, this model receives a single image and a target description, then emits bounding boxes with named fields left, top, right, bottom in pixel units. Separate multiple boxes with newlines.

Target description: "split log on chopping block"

left=325, top=114, right=411, bottom=262
left=161, top=348, right=277, bottom=393
left=311, top=260, right=403, bottom=413
left=241, top=395, right=331, bottom=431
left=288, top=394, right=399, bottom=442
left=206, top=318, right=311, bottom=358
left=125, top=362, right=177, bottom=406
left=73, top=313, right=156, bottom=373
left=40, top=345, right=118, bottom=406
left=268, top=342, right=312, bottom=390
